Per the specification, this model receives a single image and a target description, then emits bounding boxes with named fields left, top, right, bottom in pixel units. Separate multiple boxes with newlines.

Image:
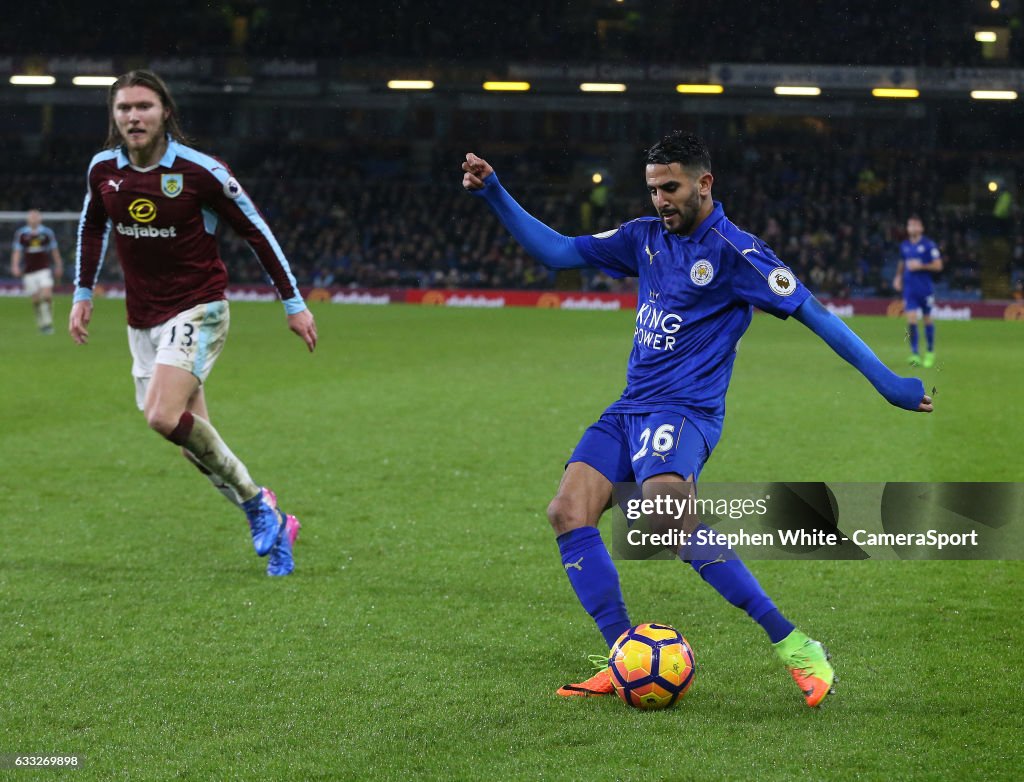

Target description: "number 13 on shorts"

left=167, top=322, right=195, bottom=347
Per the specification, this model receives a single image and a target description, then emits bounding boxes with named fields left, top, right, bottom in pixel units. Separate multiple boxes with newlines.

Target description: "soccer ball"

left=609, top=623, right=695, bottom=709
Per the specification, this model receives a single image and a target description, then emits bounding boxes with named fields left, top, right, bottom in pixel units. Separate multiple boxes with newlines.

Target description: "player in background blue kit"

left=893, top=215, right=943, bottom=368
left=463, top=132, right=933, bottom=708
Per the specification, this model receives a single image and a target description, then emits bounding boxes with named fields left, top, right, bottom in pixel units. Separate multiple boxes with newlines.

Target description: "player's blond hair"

left=105, top=69, right=191, bottom=149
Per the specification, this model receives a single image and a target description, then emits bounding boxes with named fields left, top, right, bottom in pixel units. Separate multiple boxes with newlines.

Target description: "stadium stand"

left=1, top=1, right=1019, bottom=66
left=1, top=2, right=1020, bottom=297
left=1, top=138, right=1013, bottom=298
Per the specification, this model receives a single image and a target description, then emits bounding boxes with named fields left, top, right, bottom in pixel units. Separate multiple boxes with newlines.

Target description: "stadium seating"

left=3, top=139, right=1012, bottom=297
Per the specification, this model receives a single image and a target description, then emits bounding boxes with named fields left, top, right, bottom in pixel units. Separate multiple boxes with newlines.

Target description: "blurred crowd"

left=3, top=1, right=1020, bottom=67
left=3, top=141, right=1022, bottom=299
left=5, top=0, right=1022, bottom=299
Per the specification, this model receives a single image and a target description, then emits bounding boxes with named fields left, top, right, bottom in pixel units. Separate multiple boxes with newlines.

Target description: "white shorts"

left=128, top=300, right=230, bottom=410
left=23, top=269, right=55, bottom=296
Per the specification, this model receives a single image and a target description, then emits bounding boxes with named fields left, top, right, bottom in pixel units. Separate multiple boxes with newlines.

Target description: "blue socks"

left=558, top=524, right=795, bottom=647
left=754, top=608, right=796, bottom=644
left=908, top=323, right=919, bottom=354
left=925, top=323, right=935, bottom=351
left=557, top=527, right=631, bottom=648
left=686, top=525, right=795, bottom=643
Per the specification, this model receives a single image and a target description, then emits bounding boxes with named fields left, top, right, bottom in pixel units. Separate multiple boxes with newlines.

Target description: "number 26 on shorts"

left=632, top=423, right=675, bottom=462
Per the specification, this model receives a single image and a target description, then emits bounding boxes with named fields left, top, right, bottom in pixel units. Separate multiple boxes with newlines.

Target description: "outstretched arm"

left=793, top=297, right=932, bottom=412
left=462, top=153, right=587, bottom=270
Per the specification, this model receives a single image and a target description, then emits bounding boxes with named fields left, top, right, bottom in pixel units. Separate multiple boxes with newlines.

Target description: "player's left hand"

left=917, top=394, right=933, bottom=413
left=906, top=260, right=922, bottom=271
left=288, top=308, right=317, bottom=352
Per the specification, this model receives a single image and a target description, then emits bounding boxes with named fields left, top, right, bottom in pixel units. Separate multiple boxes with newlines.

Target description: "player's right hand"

left=462, top=153, right=494, bottom=191
left=69, top=300, right=92, bottom=345
left=892, top=277, right=902, bottom=292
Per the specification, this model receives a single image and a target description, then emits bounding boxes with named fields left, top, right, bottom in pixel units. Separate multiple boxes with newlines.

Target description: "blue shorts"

left=568, top=411, right=710, bottom=485
left=904, top=291, right=934, bottom=315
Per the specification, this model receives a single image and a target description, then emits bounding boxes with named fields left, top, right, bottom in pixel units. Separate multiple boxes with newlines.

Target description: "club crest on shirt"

left=768, top=268, right=797, bottom=296
left=223, top=177, right=243, bottom=200
left=690, top=259, right=714, bottom=286
left=161, top=174, right=183, bottom=198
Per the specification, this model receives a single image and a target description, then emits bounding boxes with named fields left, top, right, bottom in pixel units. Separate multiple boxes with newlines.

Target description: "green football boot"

left=773, top=629, right=835, bottom=707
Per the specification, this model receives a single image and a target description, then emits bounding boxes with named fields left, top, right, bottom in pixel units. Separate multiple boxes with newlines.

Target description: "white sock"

left=183, top=416, right=260, bottom=504
left=39, top=299, right=52, bottom=329
left=182, top=449, right=244, bottom=508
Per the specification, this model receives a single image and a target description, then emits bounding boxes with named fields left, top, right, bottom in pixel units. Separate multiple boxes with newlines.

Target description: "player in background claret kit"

left=11, top=209, right=63, bottom=334
left=70, top=70, right=317, bottom=576
left=893, top=215, right=943, bottom=367
left=463, top=131, right=933, bottom=708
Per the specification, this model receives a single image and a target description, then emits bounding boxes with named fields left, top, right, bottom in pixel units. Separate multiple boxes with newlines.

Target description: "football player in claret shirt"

left=70, top=70, right=318, bottom=576
left=11, top=209, right=64, bottom=334
left=463, top=131, right=933, bottom=708
left=893, top=215, right=943, bottom=368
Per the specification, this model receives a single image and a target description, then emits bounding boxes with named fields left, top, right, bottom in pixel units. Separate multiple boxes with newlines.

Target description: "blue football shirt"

left=573, top=202, right=809, bottom=452
left=900, top=236, right=940, bottom=296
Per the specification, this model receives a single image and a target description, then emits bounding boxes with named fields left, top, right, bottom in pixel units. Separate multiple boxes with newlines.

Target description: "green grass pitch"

left=1, top=297, right=1021, bottom=781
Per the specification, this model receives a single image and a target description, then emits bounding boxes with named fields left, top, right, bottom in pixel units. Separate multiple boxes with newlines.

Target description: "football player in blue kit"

left=893, top=215, right=943, bottom=367
left=462, top=131, right=933, bottom=708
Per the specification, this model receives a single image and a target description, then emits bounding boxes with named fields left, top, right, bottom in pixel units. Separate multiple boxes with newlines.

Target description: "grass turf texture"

left=1, top=297, right=1021, bottom=781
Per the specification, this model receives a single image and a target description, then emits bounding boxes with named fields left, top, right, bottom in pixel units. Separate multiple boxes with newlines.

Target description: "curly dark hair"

left=645, top=131, right=712, bottom=173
